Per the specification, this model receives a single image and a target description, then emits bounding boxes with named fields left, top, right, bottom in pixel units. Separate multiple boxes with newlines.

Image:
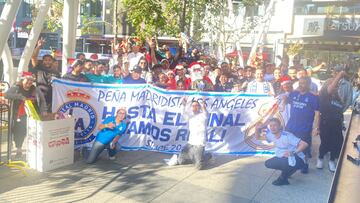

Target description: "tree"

left=202, top=0, right=264, bottom=59
left=122, top=0, right=262, bottom=58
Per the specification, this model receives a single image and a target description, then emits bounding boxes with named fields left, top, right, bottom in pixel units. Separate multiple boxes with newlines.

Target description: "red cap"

left=21, top=71, right=35, bottom=80
left=90, top=53, right=98, bottom=61
left=280, top=75, right=292, bottom=86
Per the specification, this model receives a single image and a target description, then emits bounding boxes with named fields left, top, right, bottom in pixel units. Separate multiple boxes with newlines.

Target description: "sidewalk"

left=0, top=137, right=334, bottom=203
left=2, top=110, right=352, bottom=203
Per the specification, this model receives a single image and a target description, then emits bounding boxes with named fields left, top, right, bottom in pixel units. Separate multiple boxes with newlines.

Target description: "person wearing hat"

left=316, top=66, right=352, bottom=172
left=123, top=65, right=146, bottom=84
left=166, top=70, right=177, bottom=90
left=174, top=64, right=188, bottom=83
left=127, top=37, right=144, bottom=72
left=5, top=72, right=47, bottom=159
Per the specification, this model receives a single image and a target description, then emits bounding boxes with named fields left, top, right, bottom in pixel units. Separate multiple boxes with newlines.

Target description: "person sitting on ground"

left=86, top=108, right=128, bottom=164
left=62, top=60, right=88, bottom=82
left=168, top=99, right=212, bottom=170
left=5, top=72, right=47, bottom=159
left=123, top=66, right=147, bottom=84
left=256, top=118, right=308, bottom=186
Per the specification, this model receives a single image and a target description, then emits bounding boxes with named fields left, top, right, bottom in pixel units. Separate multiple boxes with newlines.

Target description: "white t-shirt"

left=127, top=52, right=144, bottom=71
left=246, top=80, right=274, bottom=95
left=183, top=107, right=208, bottom=146
left=265, top=130, right=305, bottom=161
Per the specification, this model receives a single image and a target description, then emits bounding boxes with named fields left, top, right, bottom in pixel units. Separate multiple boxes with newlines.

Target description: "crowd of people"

left=4, top=35, right=360, bottom=186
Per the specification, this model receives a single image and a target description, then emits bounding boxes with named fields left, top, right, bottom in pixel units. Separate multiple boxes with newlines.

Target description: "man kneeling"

left=256, top=118, right=308, bottom=186
left=168, top=100, right=212, bottom=170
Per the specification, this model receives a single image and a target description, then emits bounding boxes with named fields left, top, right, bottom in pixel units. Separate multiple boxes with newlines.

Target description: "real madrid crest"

left=57, top=89, right=97, bottom=145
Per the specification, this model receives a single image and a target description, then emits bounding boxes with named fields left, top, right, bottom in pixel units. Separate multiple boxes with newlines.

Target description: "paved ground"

left=1, top=111, right=352, bottom=203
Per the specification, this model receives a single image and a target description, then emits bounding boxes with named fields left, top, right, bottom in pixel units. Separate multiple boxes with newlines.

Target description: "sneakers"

left=301, top=163, right=309, bottom=174
left=167, top=154, right=178, bottom=166
left=329, top=160, right=336, bottom=172
left=272, top=177, right=289, bottom=186
left=109, top=156, right=116, bottom=160
left=316, top=158, right=324, bottom=169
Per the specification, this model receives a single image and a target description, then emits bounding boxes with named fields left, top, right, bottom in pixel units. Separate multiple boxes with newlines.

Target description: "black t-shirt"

left=319, top=83, right=343, bottom=122
left=30, top=65, right=53, bottom=87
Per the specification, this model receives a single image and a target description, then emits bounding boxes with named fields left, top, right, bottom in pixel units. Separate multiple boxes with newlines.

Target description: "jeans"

left=13, top=116, right=27, bottom=149
left=265, top=155, right=305, bottom=179
left=178, top=144, right=212, bottom=170
left=86, top=141, right=117, bottom=164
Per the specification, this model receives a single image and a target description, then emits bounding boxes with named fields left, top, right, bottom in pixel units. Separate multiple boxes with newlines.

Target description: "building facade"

left=286, top=0, right=360, bottom=68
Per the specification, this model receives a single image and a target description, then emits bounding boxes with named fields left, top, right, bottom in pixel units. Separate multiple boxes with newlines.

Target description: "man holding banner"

left=256, top=118, right=308, bottom=186
left=168, top=99, right=212, bottom=170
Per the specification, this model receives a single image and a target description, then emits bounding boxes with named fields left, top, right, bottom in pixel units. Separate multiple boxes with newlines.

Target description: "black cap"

left=132, top=65, right=142, bottom=73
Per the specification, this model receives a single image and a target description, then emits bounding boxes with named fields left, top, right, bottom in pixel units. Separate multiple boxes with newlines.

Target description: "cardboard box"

left=26, top=117, right=75, bottom=172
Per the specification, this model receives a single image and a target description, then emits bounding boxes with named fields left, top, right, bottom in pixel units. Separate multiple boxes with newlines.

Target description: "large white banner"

left=52, top=79, right=286, bottom=155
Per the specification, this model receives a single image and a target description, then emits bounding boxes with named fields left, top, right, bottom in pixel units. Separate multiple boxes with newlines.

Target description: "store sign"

left=327, top=18, right=360, bottom=34
left=303, top=18, right=325, bottom=35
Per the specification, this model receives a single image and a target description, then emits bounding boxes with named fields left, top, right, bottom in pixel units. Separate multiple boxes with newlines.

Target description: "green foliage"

left=46, top=0, right=64, bottom=32
left=80, top=16, right=102, bottom=35
left=123, top=0, right=179, bottom=39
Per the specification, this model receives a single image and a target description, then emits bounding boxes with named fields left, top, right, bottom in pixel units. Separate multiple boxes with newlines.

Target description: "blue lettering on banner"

left=57, top=100, right=97, bottom=145
left=102, top=106, right=116, bottom=119
left=126, top=121, right=171, bottom=142
left=210, top=98, right=258, bottom=110
left=131, top=89, right=183, bottom=107
left=176, top=129, right=189, bottom=141
left=145, top=140, right=183, bottom=151
left=127, top=105, right=157, bottom=122
left=208, top=129, right=227, bottom=142
left=207, top=113, right=245, bottom=127
left=97, top=90, right=126, bottom=102
left=163, top=112, right=186, bottom=126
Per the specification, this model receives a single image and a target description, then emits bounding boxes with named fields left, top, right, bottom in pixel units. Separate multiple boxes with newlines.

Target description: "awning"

left=285, top=34, right=360, bottom=45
